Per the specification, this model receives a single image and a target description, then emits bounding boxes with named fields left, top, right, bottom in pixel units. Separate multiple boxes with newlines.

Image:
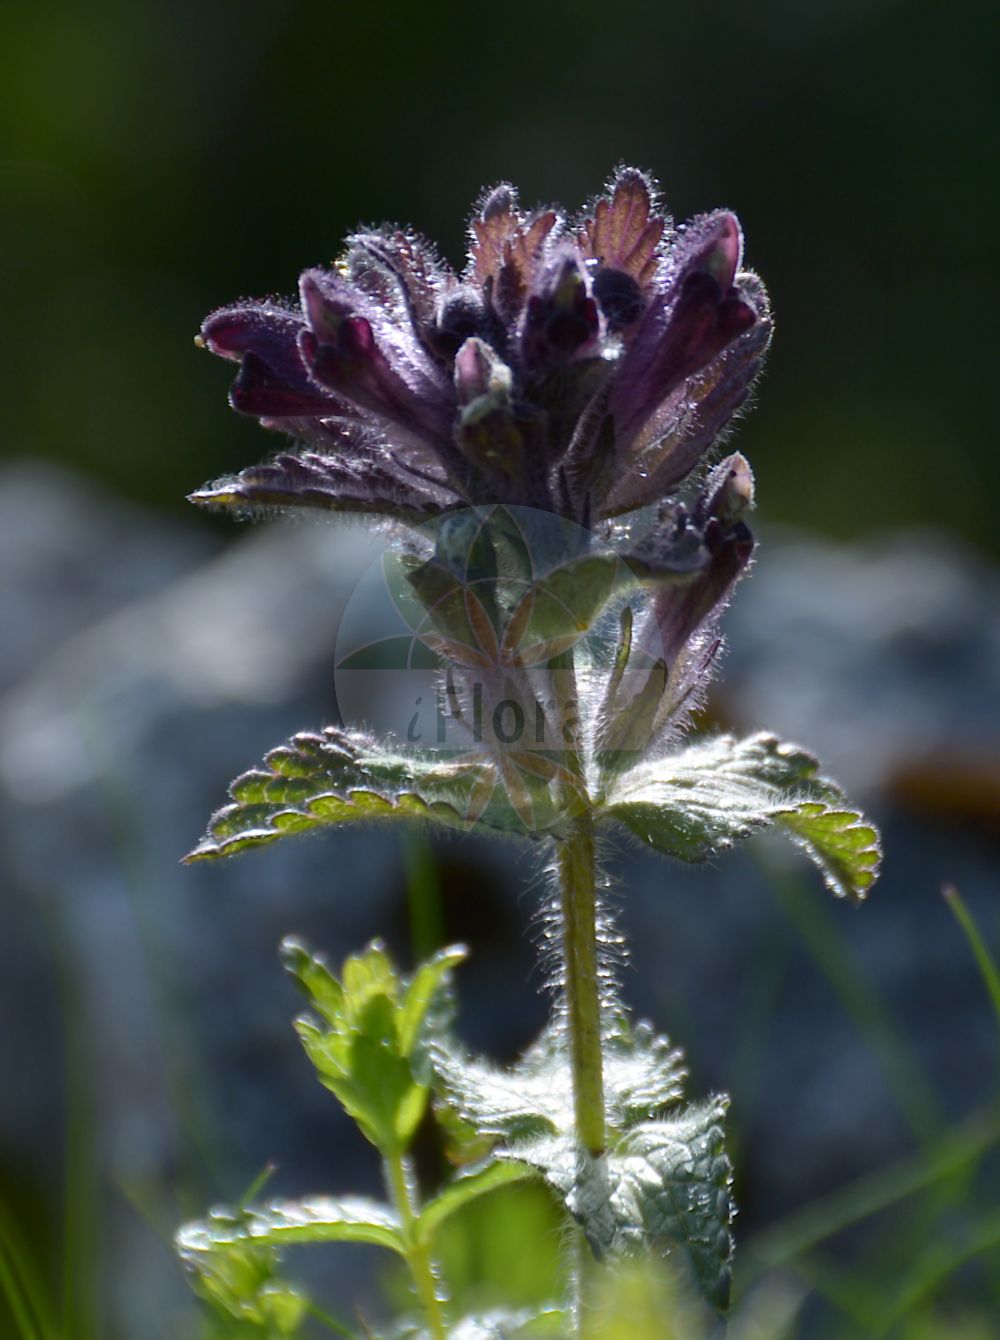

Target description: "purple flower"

left=193, top=168, right=771, bottom=526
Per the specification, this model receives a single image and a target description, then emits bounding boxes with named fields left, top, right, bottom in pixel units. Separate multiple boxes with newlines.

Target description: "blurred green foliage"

left=1, top=0, right=996, bottom=547
left=5, top=863, right=1000, bottom=1337
left=382, top=1182, right=564, bottom=1320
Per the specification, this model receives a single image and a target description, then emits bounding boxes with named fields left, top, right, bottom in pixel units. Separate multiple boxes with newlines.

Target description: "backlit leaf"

left=602, top=732, right=881, bottom=903
left=501, top=1098, right=733, bottom=1310
left=185, top=726, right=478, bottom=861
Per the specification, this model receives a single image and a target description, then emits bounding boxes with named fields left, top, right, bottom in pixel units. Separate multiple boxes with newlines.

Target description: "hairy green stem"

left=556, top=812, right=606, bottom=1157
left=385, top=1151, right=446, bottom=1340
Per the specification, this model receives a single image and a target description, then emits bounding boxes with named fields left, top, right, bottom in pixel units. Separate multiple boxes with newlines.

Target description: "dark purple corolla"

left=194, top=169, right=771, bottom=530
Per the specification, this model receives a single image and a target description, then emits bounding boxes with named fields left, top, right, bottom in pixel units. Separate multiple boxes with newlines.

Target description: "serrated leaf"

left=176, top=1220, right=311, bottom=1334
left=434, top=1014, right=728, bottom=1311
left=434, top=1016, right=687, bottom=1158
left=177, top=1195, right=406, bottom=1260
left=284, top=939, right=464, bottom=1153
left=601, top=732, right=881, bottom=903
left=175, top=1194, right=406, bottom=1333
left=279, top=938, right=345, bottom=1026
left=501, top=1098, right=733, bottom=1311
left=775, top=801, right=882, bottom=903
left=185, top=726, right=479, bottom=861
left=604, top=1020, right=687, bottom=1127
left=399, top=945, right=469, bottom=1056
left=416, top=1159, right=534, bottom=1244
left=298, top=1017, right=421, bottom=1150
left=434, top=1027, right=570, bottom=1149
left=342, top=941, right=399, bottom=1005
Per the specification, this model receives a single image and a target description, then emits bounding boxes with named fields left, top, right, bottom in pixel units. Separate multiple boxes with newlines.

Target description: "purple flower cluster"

left=195, top=168, right=770, bottom=529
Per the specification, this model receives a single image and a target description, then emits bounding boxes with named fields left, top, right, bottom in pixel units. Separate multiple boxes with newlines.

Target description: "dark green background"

left=3, top=0, right=996, bottom=548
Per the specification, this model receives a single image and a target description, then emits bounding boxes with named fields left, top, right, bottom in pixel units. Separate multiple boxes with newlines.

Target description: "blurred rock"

left=0, top=463, right=400, bottom=1330
left=723, top=527, right=1000, bottom=799
left=0, top=461, right=218, bottom=697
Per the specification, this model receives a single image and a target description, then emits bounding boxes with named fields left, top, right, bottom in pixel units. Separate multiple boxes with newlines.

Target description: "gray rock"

left=723, top=527, right=1000, bottom=793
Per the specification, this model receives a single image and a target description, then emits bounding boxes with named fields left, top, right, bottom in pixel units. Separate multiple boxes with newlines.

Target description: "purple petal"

left=602, top=276, right=772, bottom=514
left=670, top=210, right=743, bottom=291
left=652, top=519, right=753, bottom=671
left=453, top=337, right=511, bottom=403
left=592, top=269, right=645, bottom=335
left=650, top=465, right=754, bottom=669
left=229, top=351, right=350, bottom=417
left=298, top=269, right=455, bottom=446
left=199, top=302, right=347, bottom=421
left=432, top=286, right=499, bottom=359
left=622, top=459, right=755, bottom=735
left=201, top=303, right=302, bottom=371
left=345, top=228, right=449, bottom=340
left=610, top=212, right=757, bottom=456
left=520, top=253, right=599, bottom=372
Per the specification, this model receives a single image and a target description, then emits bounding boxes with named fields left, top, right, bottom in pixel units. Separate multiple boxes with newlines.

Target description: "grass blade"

left=943, top=884, right=1000, bottom=1035
left=738, top=1103, right=1000, bottom=1285
left=0, top=1238, right=42, bottom=1340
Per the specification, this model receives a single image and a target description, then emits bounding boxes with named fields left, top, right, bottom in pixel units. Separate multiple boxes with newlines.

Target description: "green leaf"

left=594, top=658, right=668, bottom=780
left=177, top=1196, right=404, bottom=1334
left=342, top=942, right=399, bottom=1007
left=434, top=1016, right=687, bottom=1157
left=507, top=552, right=626, bottom=659
left=406, top=553, right=504, bottom=669
left=775, top=801, right=883, bottom=904
left=399, top=945, right=469, bottom=1057
left=586, top=1256, right=715, bottom=1340
left=407, top=527, right=704, bottom=674
left=298, top=1017, right=421, bottom=1151
left=379, top=1307, right=567, bottom=1340
left=447, top=1310, right=569, bottom=1340
left=185, top=726, right=480, bottom=861
left=435, top=1015, right=729, bottom=1311
left=416, top=1160, right=534, bottom=1244
left=434, top=1024, right=570, bottom=1150
left=501, top=1098, right=733, bottom=1311
left=279, top=938, right=345, bottom=1027
left=601, top=732, right=881, bottom=903
left=603, top=1019, right=687, bottom=1128
left=403, top=501, right=709, bottom=690
left=283, top=939, right=464, bottom=1154
left=177, top=1195, right=406, bottom=1260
